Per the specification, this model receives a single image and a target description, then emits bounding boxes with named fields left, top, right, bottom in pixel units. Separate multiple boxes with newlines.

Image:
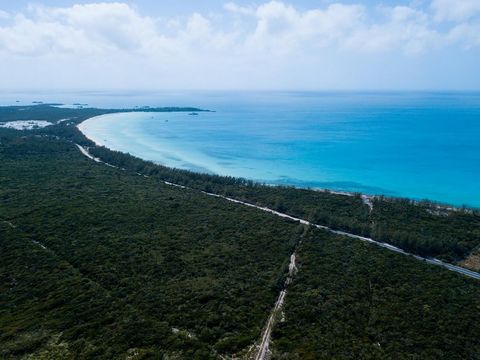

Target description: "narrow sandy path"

left=254, top=252, right=297, bottom=360
left=2, top=220, right=17, bottom=228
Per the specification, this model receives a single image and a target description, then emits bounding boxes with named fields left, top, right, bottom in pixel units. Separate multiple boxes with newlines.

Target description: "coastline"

left=76, top=114, right=476, bottom=212
left=77, top=112, right=225, bottom=176
left=77, top=114, right=110, bottom=148
left=73, top=142, right=480, bottom=280
left=77, top=116, right=378, bottom=204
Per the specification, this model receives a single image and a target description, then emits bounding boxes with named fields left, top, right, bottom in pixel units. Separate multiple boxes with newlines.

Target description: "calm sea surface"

left=4, top=90, right=480, bottom=207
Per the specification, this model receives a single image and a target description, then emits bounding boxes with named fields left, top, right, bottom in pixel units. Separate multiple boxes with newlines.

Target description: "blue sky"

left=0, top=0, right=479, bottom=90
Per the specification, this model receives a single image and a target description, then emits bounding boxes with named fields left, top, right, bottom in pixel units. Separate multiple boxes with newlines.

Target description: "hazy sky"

left=1, top=0, right=479, bottom=90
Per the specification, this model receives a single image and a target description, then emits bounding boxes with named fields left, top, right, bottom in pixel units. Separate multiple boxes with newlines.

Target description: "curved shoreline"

left=76, top=113, right=477, bottom=212
left=74, top=143, right=480, bottom=283
left=77, top=114, right=380, bottom=207
left=77, top=114, right=114, bottom=148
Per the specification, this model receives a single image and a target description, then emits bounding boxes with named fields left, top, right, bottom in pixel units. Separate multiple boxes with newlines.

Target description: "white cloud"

left=0, top=10, right=9, bottom=20
left=447, top=23, right=480, bottom=48
left=1, top=1, right=479, bottom=57
left=235, top=2, right=367, bottom=57
left=344, top=6, right=439, bottom=54
left=431, top=0, right=480, bottom=22
left=9, top=3, right=171, bottom=55
left=48, top=3, right=160, bottom=51
left=224, top=2, right=256, bottom=16
left=0, top=1, right=479, bottom=90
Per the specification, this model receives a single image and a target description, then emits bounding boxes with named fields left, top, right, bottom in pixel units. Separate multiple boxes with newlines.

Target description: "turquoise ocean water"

left=5, top=91, right=479, bottom=207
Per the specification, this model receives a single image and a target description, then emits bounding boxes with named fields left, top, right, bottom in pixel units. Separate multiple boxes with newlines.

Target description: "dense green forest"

left=1, top=105, right=480, bottom=359
left=271, top=231, right=480, bottom=359
left=0, top=135, right=308, bottom=358
left=370, top=198, right=480, bottom=261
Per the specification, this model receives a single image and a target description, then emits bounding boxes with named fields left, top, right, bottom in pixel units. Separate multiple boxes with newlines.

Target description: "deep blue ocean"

left=4, top=90, right=480, bottom=207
